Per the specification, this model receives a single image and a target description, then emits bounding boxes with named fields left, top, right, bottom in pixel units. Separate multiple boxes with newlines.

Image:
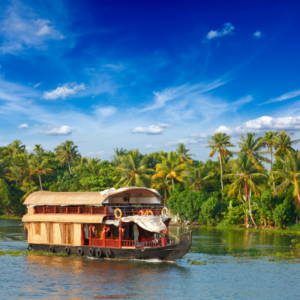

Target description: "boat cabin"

left=22, top=187, right=175, bottom=257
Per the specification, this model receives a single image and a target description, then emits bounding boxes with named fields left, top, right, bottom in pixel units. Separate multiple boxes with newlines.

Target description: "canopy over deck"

left=23, top=187, right=161, bottom=206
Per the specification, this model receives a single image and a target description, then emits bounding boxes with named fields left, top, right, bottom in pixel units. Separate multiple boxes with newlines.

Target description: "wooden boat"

left=22, top=187, right=192, bottom=262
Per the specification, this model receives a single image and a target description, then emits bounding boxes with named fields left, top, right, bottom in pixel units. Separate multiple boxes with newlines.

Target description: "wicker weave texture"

left=73, top=224, right=81, bottom=246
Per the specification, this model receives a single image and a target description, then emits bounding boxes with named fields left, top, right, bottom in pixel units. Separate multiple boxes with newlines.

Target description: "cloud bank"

left=216, top=116, right=300, bottom=135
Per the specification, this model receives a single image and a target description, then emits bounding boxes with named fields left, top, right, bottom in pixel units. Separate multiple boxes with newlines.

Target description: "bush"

left=168, top=189, right=208, bottom=222
left=273, top=199, right=295, bottom=229
left=199, top=196, right=226, bottom=225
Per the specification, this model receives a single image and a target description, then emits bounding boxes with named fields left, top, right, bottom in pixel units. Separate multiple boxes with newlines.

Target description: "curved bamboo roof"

left=23, top=187, right=161, bottom=206
left=22, top=214, right=106, bottom=223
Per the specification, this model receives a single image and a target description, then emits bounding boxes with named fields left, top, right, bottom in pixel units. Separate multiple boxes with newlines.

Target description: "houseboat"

left=22, top=187, right=192, bottom=262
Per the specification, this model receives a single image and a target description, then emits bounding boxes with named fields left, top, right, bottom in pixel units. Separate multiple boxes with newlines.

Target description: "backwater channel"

left=0, top=219, right=299, bottom=299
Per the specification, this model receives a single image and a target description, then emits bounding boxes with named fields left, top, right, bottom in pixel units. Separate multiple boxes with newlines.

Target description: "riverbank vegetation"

left=0, top=130, right=300, bottom=230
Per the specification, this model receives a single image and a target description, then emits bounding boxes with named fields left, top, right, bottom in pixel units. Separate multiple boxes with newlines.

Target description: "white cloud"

left=141, top=79, right=225, bottom=112
left=132, top=122, right=172, bottom=135
left=94, top=106, right=117, bottom=117
left=43, top=83, right=85, bottom=100
left=34, top=83, right=41, bottom=88
left=206, top=23, right=234, bottom=40
left=215, top=116, right=300, bottom=135
left=157, top=122, right=172, bottom=128
left=262, top=90, right=300, bottom=105
left=0, top=4, right=64, bottom=54
left=132, top=125, right=163, bottom=135
left=145, top=144, right=154, bottom=149
left=43, top=126, right=76, bottom=136
left=253, top=31, right=263, bottom=38
left=18, top=123, right=29, bottom=129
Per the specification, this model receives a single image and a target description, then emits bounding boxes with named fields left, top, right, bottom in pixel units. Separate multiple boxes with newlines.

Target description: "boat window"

left=35, top=223, right=41, bottom=235
left=92, top=224, right=104, bottom=239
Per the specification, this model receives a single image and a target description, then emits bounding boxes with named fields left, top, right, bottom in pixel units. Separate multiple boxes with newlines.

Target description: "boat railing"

left=33, top=205, right=170, bottom=219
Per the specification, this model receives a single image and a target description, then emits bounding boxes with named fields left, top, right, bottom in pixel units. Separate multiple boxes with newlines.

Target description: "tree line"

left=0, top=129, right=299, bottom=230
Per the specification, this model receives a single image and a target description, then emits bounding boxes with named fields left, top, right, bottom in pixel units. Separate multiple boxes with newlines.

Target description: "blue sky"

left=1, top=0, right=300, bottom=161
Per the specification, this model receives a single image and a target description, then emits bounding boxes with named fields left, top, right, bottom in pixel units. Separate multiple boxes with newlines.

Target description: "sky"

left=1, top=0, right=300, bottom=161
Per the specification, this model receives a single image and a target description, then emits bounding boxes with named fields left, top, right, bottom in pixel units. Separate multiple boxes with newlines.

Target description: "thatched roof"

left=23, top=187, right=161, bottom=206
left=22, top=214, right=106, bottom=223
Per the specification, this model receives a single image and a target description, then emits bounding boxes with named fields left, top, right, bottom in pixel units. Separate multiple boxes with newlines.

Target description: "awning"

left=105, top=215, right=170, bottom=233
left=22, top=214, right=107, bottom=224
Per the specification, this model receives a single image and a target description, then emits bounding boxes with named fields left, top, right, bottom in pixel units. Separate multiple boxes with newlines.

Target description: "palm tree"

left=115, top=150, right=153, bottom=187
left=238, top=133, right=270, bottom=163
left=20, top=180, right=39, bottom=201
left=29, top=156, right=53, bottom=190
left=86, top=158, right=101, bottom=174
left=262, top=131, right=278, bottom=191
left=224, top=153, right=268, bottom=228
left=176, top=143, right=194, bottom=164
left=273, top=152, right=300, bottom=213
left=33, top=144, right=45, bottom=155
left=152, top=152, right=185, bottom=191
left=206, top=133, right=235, bottom=197
left=55, top=141, right=80, bottom=173
left=274, top=130, right=300, bottom=171
left=3, top=140, right=26, bottom=157
left=182, top=165, right=215, bottom=192
left=111, top=148, right=127, bottom=167
left=151, top=178, right=171, bottom=205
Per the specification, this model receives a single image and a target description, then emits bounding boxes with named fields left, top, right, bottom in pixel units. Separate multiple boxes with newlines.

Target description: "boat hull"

left=28, top=231, right=192, bottom=262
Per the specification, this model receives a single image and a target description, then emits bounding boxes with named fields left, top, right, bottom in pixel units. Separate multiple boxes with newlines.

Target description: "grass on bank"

left=190, top=223, right=300, bottom=236
left=0, top=249, right=76, bottom=257
left=0, top=215, right=22, bottom=220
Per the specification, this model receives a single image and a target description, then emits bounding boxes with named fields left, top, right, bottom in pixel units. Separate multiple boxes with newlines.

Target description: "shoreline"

left=0, top=215, right=22, bottom=220
left=170, top=223, right=300, bottom=235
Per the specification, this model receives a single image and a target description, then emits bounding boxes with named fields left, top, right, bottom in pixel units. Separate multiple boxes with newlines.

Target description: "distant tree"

left=176, top=143, right=194, bottom=164
left=115, top=150, right=153, bottom=187
left=152, top=152, right=185, bottom=191
left=206, top=133, right=235, bottom=198
left=29, top=156, right=53, bottom=190
left=224, top=153, right=267, bottom=228
left=55, top=141, right=80, bottom=173
left=3, top=140, right=26, bottom=157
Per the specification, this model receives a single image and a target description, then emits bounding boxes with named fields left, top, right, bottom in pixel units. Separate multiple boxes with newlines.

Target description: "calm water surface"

left=0, top=219, right=299, bottom=299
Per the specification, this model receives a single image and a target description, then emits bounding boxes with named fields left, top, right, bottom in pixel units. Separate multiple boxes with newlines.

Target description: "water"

left=1, top=219, right=300, bottom=299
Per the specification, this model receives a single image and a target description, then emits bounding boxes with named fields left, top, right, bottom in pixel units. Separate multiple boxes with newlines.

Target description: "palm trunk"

left=172, top=177, right=174, bottom=191
left=247, top=185, right=257, bottom=228
left=270, top=148, right=275, bottom=191
left=38, top=174, right=43, bottom=191
left=296, top=194, right=300, bottom=223
left=68, top=161, right=72, bottom=173
left=219, top=152, right=224, bottom=200
left=164, top=187, right=167, bottom=206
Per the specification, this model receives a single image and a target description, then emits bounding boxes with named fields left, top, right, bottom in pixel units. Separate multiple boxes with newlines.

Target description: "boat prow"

left=163, top=231, right=192, bottom=262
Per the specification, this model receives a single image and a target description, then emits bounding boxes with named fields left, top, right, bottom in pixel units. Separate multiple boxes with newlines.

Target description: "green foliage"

left=168, top=189, right=208, bottom=221
left=199, top=196, right=226, bottom=225
left=273, top=196, right=296, bottom=229
left=0, top=179, right=12, bottom=215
